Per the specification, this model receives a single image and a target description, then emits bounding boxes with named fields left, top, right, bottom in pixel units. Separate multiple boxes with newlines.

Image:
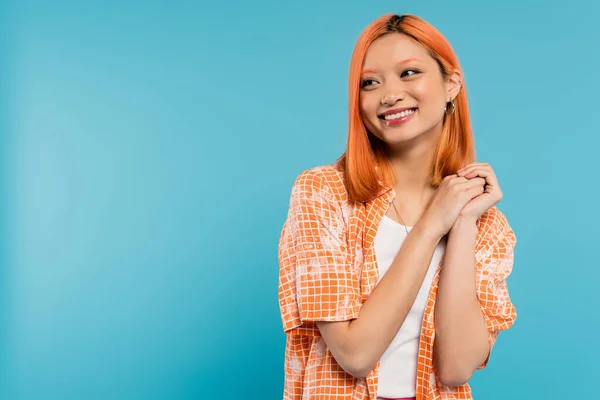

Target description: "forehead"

left=362, top=33, right=432, bottom=69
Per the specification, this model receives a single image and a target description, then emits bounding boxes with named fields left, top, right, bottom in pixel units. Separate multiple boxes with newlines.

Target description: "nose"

left=380, top=90, right=405, bottom=106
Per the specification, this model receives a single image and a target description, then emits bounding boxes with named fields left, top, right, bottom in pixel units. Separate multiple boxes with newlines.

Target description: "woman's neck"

left=386, top=137, right=437, bottom=196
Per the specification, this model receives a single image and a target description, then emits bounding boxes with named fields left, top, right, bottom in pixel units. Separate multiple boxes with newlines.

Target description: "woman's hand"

left=456, top=162, right=503, bottom=221
left=417, top=174, right=486, bottom=239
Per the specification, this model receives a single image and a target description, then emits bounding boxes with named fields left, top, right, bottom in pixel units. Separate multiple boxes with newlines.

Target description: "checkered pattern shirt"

left=277, top=163, right=517, bottom=399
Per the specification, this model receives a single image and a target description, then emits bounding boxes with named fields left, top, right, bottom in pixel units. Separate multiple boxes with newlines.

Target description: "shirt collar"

left=372, top=164, right=396, bottom=203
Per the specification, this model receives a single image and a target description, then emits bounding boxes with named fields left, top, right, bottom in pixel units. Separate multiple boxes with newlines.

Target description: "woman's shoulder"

left=291, top=162, right=348, bottom=202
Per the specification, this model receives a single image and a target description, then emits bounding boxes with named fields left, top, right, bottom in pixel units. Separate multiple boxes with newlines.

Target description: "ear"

left=445, top=69, right=463, bottom=102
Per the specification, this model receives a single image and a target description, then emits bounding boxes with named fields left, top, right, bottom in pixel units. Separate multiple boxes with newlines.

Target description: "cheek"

left=412, top=81, right=442, bottom=105
left=359, top=95, right=377, bottom=119
left=359, top=93, right=369, bottom=108
left=412, top=81, right=435, bottom=104
left=358, top=95, right=380, bottom=135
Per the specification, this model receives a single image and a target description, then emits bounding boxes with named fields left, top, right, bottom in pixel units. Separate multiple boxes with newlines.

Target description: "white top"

left=374, top=215, right=447, bottom=398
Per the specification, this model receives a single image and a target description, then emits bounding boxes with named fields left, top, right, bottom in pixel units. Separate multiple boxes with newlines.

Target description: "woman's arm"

left=282, top=169, right=485, bottom=379
left=432, top=163, right=518, bottom=386
left=433, top=216, right=489, bottom=387
left=317, top=221, right=443, bottom=379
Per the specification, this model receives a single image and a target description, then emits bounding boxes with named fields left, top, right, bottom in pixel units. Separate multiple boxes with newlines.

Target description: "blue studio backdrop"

left=1, top=1, right=598, bottom=399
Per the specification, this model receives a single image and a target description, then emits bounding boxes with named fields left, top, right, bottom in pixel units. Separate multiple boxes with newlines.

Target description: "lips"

left=378, top=107, right=417, bottom=118
left=380, top=108, right=417, bottom=127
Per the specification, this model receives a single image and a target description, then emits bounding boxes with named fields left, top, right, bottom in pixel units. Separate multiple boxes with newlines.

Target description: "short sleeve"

left=277, top=170, right=361, bottom=334
left=475, top=207, right=517, bottom=369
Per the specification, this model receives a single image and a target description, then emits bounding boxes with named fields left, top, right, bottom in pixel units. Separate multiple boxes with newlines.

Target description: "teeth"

left=384, top=109, right=415, bottom=120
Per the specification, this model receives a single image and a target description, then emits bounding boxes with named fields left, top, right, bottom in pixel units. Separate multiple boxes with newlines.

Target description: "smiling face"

left=359, top=33, right=460, bottom=147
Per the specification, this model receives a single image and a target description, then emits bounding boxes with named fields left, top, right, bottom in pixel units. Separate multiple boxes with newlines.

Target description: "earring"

left=445, top=99, right=455, bottom=115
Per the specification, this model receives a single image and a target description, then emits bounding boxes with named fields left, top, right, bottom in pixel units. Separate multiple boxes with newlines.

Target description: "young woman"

left=277, top=13, right=517, bottom=400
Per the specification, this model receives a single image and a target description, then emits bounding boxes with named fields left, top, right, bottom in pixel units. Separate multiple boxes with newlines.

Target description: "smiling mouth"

left=378, top=108, right=417, bottom=127
left=378, top=108, right=417, bottom=121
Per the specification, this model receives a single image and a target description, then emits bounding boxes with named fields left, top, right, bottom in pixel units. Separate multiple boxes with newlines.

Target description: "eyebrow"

left=361, top=58, right=422, bottom=75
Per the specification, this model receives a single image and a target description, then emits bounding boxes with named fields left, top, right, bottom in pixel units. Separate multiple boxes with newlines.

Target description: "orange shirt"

left=277, top=163, right=517, bottom=399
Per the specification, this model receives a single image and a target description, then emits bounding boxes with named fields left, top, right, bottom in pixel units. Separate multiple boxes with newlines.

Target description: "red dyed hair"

left=336, top=14, right=476, bottom=203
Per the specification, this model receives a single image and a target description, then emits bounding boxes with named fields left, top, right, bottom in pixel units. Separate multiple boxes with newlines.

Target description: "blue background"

left=1, top=0, right=598, bottom=399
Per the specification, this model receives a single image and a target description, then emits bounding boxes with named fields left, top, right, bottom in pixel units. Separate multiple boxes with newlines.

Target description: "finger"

left=461, top=168, right=500, bottom=192
left=458, top=162, right=490, bottom=171
left=455, top=177, right=486, bottom=190
left=443, top=174, right=465, bottom=186
left=456, top=164, right=494, bottom=178
left=458, top=163, right=492, bottom=176
left=466, top=183, right=486, bottom=197
left=448, top=175, right=468, bottom=183
left=463, top=167, right=496, bottom=185
left=458, top=165, right=495, bottom=179
left=461, top=167, right=493, bottom=180
left=443, top=173, right=458, bottom=181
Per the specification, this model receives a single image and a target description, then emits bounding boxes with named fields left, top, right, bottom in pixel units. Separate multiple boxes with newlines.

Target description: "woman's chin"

left=380, top=130, right=426, bottom=147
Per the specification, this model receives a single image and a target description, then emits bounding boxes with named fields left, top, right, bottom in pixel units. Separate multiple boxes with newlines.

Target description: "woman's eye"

left=361, top=79, right=377, bottom=88
left=401, top=69, right=419, bottom=78
left=361, top=70, right=418, bottom=88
